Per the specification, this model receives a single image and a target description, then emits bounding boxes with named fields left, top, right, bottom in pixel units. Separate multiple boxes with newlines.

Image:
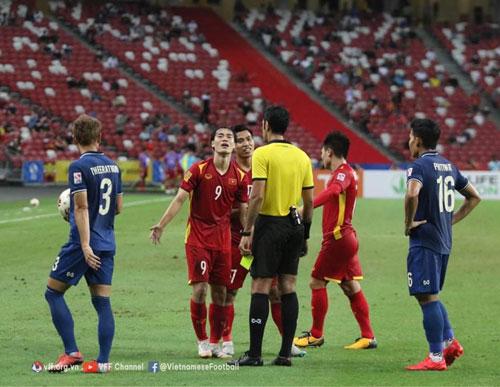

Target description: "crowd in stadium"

left=1, top=0, right=499, bottom=176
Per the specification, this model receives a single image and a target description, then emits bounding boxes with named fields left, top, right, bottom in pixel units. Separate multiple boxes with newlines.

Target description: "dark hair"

left=184, top=143, right=196, bottom=153
left=411, top=118, right=440, bottom=149
left=72, top=114, right=101, bottom=146
left=210, top=127, right=234, bottom=141
left=264, top=106, right=289, bottom=134
left=323, top=131, right=350, bottom=159
left=232, top=124, right=253, bottom=137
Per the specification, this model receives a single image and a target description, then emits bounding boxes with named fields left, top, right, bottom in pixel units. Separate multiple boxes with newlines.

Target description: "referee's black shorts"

left=250, top=214, right=305, bottom=278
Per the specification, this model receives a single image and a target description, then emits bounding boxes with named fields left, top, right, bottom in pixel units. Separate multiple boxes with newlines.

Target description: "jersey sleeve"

left=454, top=168, right=469, bottom=191
left=313, top=170, right=351, bottom=208
left=68, top=162, right=87, bottom=194
left=302, top=157, right=314, bottom=189
left=252, top=149, right=267, bottom=180
left=407, top=163, right=424, bottom=185
left=179, top=163, right=200, bottom=192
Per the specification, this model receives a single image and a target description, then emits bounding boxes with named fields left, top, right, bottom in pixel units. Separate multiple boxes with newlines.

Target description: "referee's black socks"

left=279, top=292, right=298, bottom=358
left=249, top=293, right=269, bottom=358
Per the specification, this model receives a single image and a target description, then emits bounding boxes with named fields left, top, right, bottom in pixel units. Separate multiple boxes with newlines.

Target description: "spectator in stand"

left=200, top=93, right=211, bottom=123
left=180, top=144, right=199, bottom=173
left=134, top=144, right=153, bottom=190
left=488, top=155, right=500, bottom=171
left=163, top=144, right=182, bottom=195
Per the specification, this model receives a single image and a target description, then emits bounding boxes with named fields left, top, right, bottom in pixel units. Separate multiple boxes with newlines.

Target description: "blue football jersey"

left=67, top=151, right=122, bottom=251
left=406, top=151, right=468, bottom=254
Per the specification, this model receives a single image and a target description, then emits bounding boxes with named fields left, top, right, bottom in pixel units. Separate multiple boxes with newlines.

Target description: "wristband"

left=304, top=222, right=312, bottom=240
left=240, top=230, right=251, bottom=236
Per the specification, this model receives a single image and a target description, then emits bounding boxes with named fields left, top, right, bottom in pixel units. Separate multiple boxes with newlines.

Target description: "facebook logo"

left=148, top=361, right=159, bottom=373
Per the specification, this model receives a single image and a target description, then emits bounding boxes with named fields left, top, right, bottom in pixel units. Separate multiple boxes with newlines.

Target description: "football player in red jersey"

left=221, top=125, right=305, bottom=358
left=150, top=127, right=249, bottom=358
left=294, top=132, right=377, bottom=350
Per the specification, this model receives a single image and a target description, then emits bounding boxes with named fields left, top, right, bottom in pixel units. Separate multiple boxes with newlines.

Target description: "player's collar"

left=81, top=151, right=103, bottom=158
left=268, top=139, right=291, bottom=144
left=420, top=151, right=439, bottom=158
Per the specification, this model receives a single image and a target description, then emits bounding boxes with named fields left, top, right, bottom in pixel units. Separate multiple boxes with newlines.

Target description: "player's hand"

left=149, top=224, right=164, bottom=245
left=405, top=220, right=427, bottom=236
left=82, top=245, right=101, bottom=270
left=239, top=235, right=252, bottom=256
left=299, top=239, right=308, bottom=257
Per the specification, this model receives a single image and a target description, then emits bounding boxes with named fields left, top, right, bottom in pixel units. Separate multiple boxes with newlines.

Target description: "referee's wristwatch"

left=240, top=230, right=251, bottom=236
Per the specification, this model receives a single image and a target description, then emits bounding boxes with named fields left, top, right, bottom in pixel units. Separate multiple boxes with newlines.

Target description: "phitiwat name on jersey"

left=90, top=165, right=120, bottom=175
left=433, top=163, right=452, bottom=172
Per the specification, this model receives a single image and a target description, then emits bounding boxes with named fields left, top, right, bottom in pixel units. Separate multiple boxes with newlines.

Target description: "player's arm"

left=313, top=182, right=342, bottom=208
left=453, top=183, right=481, bottom=225
left=404, top=179, right=427, bottom=236
left=115, top=193, right=123, bottom=215
left=239, top=179, right=265, bottom=255
left=150, top=188, right=189, bottom=244
left=238, top=201, right=248, bottom=231
left=74, top=190, right=101, bottom=270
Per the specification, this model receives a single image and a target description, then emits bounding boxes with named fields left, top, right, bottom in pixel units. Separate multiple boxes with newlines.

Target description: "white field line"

left=0, top=197, right=168, bottom=225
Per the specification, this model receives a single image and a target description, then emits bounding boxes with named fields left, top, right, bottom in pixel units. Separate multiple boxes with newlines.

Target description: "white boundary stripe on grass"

left=0, top=197, right=168, bottom=225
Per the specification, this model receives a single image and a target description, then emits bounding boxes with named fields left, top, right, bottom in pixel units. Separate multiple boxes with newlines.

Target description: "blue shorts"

left=49, top=242, right=115, bottom=286
left=407, top=247, right=449, bottom=296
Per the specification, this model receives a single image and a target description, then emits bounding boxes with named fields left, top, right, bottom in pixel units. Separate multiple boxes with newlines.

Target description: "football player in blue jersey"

left=404, top=118, right=481, bottom=371
left=45, top=115, right=123, bottom=373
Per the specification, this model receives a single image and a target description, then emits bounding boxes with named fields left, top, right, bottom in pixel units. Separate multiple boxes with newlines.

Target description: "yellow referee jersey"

left=252, top=140, right=314, bottom=216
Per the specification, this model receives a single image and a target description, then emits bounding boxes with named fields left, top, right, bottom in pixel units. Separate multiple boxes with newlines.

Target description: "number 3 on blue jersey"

left=99, top=177, right=113, bottom=215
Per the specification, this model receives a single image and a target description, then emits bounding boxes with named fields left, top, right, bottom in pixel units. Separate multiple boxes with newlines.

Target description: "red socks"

left=310, top=288, right=328, bottom=338
left=209, top=304, right=227, bottom=344
left=222, top=304, right=235, bottom=342
left=190, top=299, right=207, bottom=341
left=349, top=290, right=374, bottom=339
left=271, top=302, right=283, bottom=335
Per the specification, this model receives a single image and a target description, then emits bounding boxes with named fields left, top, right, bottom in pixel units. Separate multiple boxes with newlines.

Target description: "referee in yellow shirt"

left=229, top=106, right=314, bottom=367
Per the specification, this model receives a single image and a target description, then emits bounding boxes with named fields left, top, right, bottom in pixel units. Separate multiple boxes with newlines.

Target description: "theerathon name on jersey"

left=433, top=163, right=452, bottom=172
left=90, top=165, right=120, bottom=175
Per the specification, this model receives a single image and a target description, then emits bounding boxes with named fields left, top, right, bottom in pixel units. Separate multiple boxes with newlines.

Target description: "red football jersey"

left=180, top=158, right=249, bottom=250
left=230, top=166, right=252, bottom=246
left=313, top=163, right=358, bottom=240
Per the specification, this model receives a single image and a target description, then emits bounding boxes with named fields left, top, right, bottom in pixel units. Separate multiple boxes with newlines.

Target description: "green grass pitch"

left=0, top=193, right=499, bottom=386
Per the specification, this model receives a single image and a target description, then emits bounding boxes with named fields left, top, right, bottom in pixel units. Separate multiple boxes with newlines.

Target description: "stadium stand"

left=0, top=0, right=200, bottom=164
left=433, top=21, right=499, bottom=106
left=53, top=1, right=390, bottom=163
left=242, top=8, right=500, bottom=169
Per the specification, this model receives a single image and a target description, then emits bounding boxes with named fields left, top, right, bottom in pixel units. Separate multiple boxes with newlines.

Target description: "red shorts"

left=185, top=244, right=231, bottom=286
left=311, top=231, right=363, bottom=283
left=227, top=242, right=249, bottom=290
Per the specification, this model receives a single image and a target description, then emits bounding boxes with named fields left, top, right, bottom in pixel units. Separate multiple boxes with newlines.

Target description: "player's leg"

left=294, top=277, right=328, bottom=348
left=222, top=289, right=237, bottom=355
left=340, top=280, right=377, bottom=349
left=186, top=245, right=211, bottom=356
left=269, top=283, right=306, bottom=357
left=45, top=244, right=86, bottom=372
left=437, top=254, right=463, bottom=365
left=406, top=248, right=447, bottom=371
left=84, top=284, right=113, bottom=373
left=269, top=283, right=283, bottom=335
left=208, top=283, right=230, bottom=358
left=208, top=249, right=232, bottom=358
left=84, top=251, right=115, bottom=373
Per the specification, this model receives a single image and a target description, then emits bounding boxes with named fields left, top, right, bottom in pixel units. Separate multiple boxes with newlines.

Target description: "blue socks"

left=91, top=296, right=115, bottom=363
left=438, top=301, right=454, bottom=341
left=45, top=287, right=79, bottom=354
left=420, top=301, right=444, bottom=354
